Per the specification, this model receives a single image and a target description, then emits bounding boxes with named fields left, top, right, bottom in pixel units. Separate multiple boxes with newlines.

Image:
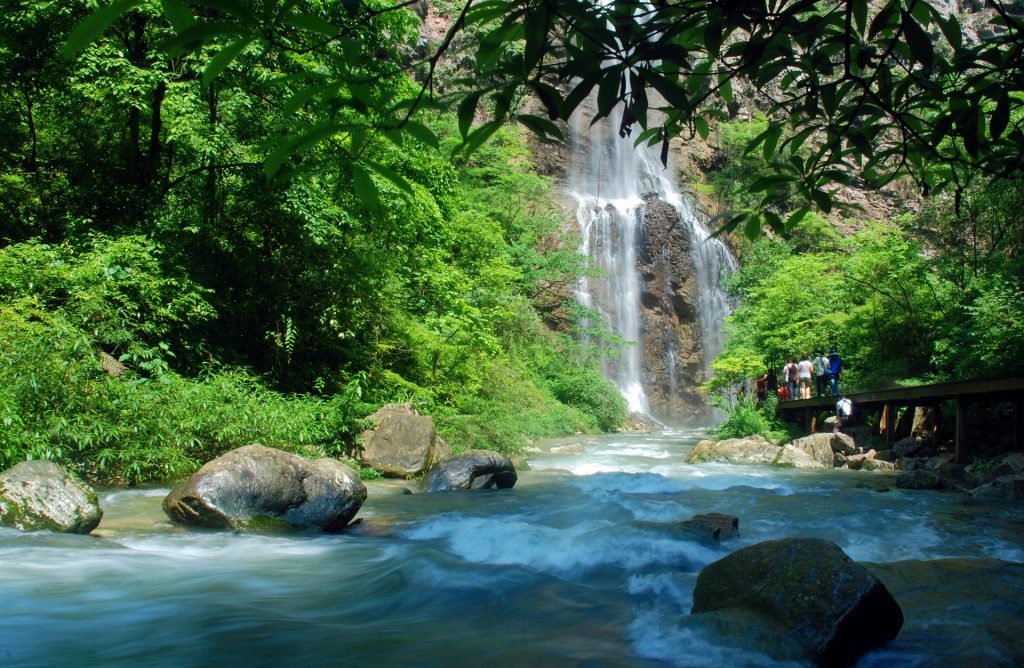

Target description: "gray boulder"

left=782, top=433, right=835, bottom=468
left=686, top=436, right=778, bottom=465
left=892, top=436, right=925, bottom=459
left=360, top=404, right=450, bottom=478
left=861, top=458, right=896, bottom=471
left=967, top=452, right=1024, bottom=487
left=691, top=537, right=903, bottom=665
left=0, top=460, right=103, bottom=534
left=831, top=432, right=856, bottom=456
left=163, top=444, right=366, bottom=531
left=969, top=474, right=1024, bottom=501
left=896, top=469, right=943, bottom=490
left=775, top=444, right=828, bottom=469
left=423, top=450, right=517, bottom=492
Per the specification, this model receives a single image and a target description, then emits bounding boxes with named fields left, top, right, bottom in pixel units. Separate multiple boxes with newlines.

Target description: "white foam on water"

left=626, top=610, right=805, bottom=668
left=569, top=472, right=688, bottom=496
left=112, top=532, right=336, bottom=561
left=102, top=487, right=170, bottom=502
left=401, top=514, right=720, bottom=576
left=626, top=573, right=693, bottom=610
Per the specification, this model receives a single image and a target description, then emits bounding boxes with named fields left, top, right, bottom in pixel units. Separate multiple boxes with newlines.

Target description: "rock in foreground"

left=691, top=537, right=903, bottom=665
left=163, top=444, right=366, bottom=531
left=0, top=460, right=103, bottom=534
left=423, top=450, right=517, bottom=493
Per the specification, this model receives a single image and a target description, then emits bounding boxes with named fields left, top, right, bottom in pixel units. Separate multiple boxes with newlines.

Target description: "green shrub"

left=713, top=397, right=774, bottom=440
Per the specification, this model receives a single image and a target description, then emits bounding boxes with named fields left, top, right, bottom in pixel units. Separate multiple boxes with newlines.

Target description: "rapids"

left=2, top=430, right=1022, bottom=667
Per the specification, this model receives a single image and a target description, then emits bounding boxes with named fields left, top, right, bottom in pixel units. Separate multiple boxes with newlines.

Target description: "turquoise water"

left=2, top=430, right=1022, bottom=666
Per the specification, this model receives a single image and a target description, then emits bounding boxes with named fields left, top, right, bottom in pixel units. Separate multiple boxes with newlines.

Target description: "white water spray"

left=569, top=104, right=735, bottom=419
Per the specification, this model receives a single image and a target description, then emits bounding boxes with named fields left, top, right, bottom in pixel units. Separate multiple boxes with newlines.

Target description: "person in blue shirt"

left=827, top=348, right=842, bottom=395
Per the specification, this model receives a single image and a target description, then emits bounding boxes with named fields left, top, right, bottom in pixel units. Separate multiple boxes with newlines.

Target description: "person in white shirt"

left=836, top=396, right=853, bottom=429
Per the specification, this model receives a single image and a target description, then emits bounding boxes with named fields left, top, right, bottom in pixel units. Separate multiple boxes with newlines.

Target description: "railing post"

left=955, top=395, right=965, bottom=464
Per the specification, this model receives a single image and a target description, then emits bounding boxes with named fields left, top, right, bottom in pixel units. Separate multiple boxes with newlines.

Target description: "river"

left=2, top=430, right=1023, bottom=667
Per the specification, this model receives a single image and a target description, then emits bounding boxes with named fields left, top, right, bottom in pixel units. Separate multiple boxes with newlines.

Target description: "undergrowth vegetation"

left=0, top=3, right=625, bottom=483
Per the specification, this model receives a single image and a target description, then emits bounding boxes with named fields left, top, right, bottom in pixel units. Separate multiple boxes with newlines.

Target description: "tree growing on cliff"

left=64, top=0, right=1024, bottom=236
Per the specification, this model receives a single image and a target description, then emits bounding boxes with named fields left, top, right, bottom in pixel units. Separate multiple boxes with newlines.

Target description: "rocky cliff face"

left=637, top=196, right=715, bottom=424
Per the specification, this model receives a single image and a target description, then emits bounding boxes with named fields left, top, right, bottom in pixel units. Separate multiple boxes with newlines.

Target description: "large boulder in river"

left=359, top=404, right=451, bottom=478
left=423, top=450, right=517, bottom=493
left=778, top=433, right=834, bottom=468
left=0, top=460, right=103, bottom=534
left=162, top=444, right=366, bottom=531
left=686, top=436, right=778, bottom=465
left=691, top=537, right=904, bottom=665
left=831, top=432, right=856, bottom=456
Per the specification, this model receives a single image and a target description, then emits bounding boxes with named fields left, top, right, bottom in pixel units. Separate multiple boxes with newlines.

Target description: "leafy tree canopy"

left=65, top=0, right=1024, bottom=235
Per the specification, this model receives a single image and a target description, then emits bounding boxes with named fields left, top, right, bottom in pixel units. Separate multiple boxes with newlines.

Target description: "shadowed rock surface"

left=423, top=450, right=517, bottom=493
left=691, top=537, right=904, bottom=666
left=0, top=460, right=103, bottom=534
left=162, top=444, right=366, bottom=531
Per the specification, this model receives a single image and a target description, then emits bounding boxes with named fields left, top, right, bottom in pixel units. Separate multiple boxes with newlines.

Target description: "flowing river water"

left=2, top=430, right=1023, bottom=667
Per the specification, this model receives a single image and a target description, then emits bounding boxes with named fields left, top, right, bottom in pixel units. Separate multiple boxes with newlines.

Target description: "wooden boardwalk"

left=777, top=376, right=1024, bottom=462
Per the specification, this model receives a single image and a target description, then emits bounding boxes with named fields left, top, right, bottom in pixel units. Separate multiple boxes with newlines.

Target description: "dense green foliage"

left=67, top=1, right=1024, bottom=237
left=0, top=1, right=625, bottom=483
left=703, top=119, right=1024, bottom=412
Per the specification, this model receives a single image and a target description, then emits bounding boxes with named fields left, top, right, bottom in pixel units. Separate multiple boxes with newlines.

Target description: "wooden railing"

left=776, top=376, right=1024, bottom=461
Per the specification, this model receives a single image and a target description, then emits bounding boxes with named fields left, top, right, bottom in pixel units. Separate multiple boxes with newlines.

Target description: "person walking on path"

left=812, top=351, right=827, bottom=397
left=755, top=373, right=768, bottom=403
left=828, top=348, right=843, bottom=395
left=798, top=355, right=814, bottom=399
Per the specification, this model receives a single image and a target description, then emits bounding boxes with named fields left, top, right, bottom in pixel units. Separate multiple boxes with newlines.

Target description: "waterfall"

left=569, top=104, right=735, bottom=422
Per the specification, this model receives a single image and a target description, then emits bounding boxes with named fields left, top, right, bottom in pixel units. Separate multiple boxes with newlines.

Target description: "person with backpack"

left=836, top=395, right=854, bottom=429
left=812, top=351, right=827, bottom=396
left=784, top=357, right=799, bottom=402
left=828, top=348, right=843, bottom=395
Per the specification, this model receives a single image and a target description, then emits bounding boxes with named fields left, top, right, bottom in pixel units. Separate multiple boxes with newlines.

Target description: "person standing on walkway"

left=828, top=348, right=843, bottom=395
left=812, top=350, right=827, bottom=396
left=784, top=357, right=799, bottom=402
left=798, top=355, right=814, bottom=399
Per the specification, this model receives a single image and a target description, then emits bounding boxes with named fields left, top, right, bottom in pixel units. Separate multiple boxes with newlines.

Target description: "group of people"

left=755, top=349, right=843, bottom=403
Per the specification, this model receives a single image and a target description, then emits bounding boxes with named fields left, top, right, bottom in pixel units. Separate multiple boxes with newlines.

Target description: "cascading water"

left=570, top=104, right=736, bottom=422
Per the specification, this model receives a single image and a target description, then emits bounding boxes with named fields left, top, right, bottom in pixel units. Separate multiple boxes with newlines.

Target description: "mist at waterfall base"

left=3, top=431, right=1023, bottom=667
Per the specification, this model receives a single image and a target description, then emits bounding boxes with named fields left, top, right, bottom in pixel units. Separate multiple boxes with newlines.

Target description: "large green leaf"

left=202, top=37, right=254, bottom=88
left=62, top=0, right=144, bottom=59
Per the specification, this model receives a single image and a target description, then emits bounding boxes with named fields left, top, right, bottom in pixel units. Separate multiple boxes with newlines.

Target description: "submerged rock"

left=359, top=404, right=450, bottom=478
left=686, top=436, right=778, bottom=465
left=691, top=537, right=904, bottom=665
left=423, top=450, right=517, bottom=493
left=0, top=460, right=103, bottom=534
left=162, top=444, right=366, bottom=531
